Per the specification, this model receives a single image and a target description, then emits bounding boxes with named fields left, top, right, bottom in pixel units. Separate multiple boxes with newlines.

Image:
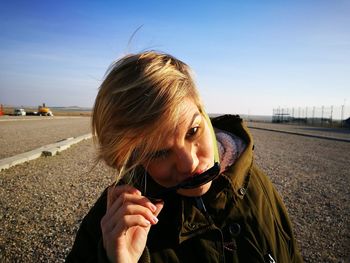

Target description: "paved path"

left=0, top=116, right=91, bottom=159
left=247, top=121, right=350, bottom=141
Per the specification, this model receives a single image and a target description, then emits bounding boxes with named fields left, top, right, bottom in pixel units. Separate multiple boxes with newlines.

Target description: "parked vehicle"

left=38, top=103, right=54, bottom=116
left=26, top=111, right=38, bottom=116
left=14, top=108, right=26, bottom=116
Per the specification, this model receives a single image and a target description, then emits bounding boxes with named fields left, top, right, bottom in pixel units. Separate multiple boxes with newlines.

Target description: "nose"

left=175, top=144, right=199, bottom=176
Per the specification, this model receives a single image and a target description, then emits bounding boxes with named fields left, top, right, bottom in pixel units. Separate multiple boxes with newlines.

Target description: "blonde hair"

left=92, top=51, right=203, bottom=183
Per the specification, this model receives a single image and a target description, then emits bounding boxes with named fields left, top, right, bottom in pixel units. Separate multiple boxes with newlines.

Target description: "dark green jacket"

left=66, top=115, right=303, bottom=263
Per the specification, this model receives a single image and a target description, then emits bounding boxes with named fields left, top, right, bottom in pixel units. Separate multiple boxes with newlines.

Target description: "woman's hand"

left=101, top=185, right=163, bottom=263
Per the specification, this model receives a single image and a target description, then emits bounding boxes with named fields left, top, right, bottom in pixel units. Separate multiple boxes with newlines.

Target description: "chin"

left=177, top=181, right=212, bottom=197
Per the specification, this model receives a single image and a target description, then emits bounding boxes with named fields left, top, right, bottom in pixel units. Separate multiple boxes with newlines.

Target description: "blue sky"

left=0, top=0, right=349, bottom=116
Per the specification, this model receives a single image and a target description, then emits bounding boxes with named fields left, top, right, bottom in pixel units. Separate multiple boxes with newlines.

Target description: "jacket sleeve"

left=65, top=188, right=110, bottom=263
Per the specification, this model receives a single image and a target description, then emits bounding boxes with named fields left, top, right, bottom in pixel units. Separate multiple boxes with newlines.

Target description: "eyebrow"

left=188, top=112, right=201, bottom=129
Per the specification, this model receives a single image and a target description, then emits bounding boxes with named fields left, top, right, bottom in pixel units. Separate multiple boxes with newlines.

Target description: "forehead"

left=176, top=99, right=201, bottom=125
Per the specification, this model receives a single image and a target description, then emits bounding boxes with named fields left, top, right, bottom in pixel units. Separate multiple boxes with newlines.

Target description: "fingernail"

left=152, top=216, right=159, bottom=224
left=150, top=204, right=157, bottom=212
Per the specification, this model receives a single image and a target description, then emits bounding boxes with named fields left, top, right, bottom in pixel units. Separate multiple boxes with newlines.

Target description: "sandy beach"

left=0, top=117, right=349, bottom=262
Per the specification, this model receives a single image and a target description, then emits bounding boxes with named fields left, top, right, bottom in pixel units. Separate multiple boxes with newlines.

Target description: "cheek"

left=145, top=162, right=173, bottom=184
left=200, top=130, right=214, bottom=160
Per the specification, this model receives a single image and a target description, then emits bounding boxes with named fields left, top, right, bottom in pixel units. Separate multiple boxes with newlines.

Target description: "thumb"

left=106, top=186, right=117, bottom=210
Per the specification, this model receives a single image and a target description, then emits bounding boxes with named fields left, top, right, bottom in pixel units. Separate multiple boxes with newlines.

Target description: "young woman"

left=66, top=51, right=303, bottom=263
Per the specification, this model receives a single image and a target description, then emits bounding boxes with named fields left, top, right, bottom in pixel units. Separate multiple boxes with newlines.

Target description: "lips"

left=191, top=166, right=208, bottom=177
left=193, top=170, right=203, bottom=176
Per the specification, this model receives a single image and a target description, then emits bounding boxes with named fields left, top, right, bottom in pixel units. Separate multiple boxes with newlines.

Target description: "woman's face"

left=142, top=99, right=214, bottom=197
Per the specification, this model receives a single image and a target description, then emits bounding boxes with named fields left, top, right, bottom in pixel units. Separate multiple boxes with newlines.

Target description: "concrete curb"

left=0, top=133, right=92, bottom=171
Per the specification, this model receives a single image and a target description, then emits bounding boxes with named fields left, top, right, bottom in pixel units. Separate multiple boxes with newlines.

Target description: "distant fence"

left=272, top=105, right=350, bottom=127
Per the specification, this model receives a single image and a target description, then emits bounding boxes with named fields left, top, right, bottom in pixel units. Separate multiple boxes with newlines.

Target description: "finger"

left=107, top=185, right=141, bottom=210
left=122, top=214, right=151, bottom=230
left=102, top=202, right=157, bottom=236
left=117, top=199, right=160, bottom=227
left=107, top=191, right=158, bottom=219
left=106, top=214, right=151, bottom=242
left=103, top=195, right=159, bottom=235
left=102, top=213, right=151, bottom=248
left=153, top=201, right=164, bottom=217
left=106, top=192, right=139, bottom=219
left=107, top=187, right=116, bottom=210
left=113, top=184, right=141, bottom=196
left=115, top=201, right=159, bottom=226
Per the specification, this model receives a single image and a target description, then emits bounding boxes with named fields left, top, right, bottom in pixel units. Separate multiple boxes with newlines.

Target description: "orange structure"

left=0, top=104, right=4, bottom=116
left=38, top=103, right=53, bottom=116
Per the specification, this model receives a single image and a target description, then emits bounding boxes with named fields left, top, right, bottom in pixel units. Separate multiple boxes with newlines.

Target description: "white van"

left=14, top=108, right=26, bottom=116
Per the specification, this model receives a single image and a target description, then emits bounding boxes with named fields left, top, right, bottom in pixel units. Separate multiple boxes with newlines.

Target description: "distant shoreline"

left=1, top=106, right=92, bottom=117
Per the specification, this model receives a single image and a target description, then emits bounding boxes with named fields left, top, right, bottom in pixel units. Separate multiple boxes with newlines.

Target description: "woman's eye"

left=187, top=126, right=199, bottom=137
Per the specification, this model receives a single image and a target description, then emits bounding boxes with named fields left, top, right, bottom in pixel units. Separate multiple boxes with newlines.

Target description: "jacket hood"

left=211, top=114, right=254, bottom=198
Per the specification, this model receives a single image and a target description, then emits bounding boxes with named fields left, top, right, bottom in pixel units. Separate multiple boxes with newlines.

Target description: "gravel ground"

left=251, top=128, right=350, bottom=263
left=0, top=140, right=114, bottom=262
left=0, top=116, right=91, bottom=159
left=0, top=121, right=349, bottom=262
